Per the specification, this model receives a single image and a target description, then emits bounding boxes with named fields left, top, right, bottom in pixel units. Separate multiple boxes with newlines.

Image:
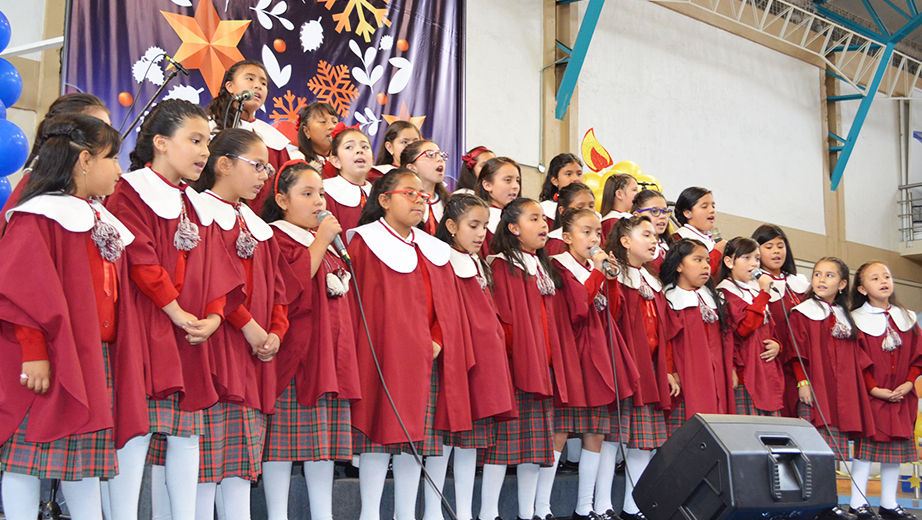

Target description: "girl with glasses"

left=402, top=140, right=451, bottom=235
left=628, top=189, right=673, bottom=275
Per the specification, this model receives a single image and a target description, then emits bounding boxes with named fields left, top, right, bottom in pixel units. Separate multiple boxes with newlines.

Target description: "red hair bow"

left=330, top=121, right=360, bottom=141
left=274, top=159, right=309, bottom=194
left=461, top=146, right=490, bottom=170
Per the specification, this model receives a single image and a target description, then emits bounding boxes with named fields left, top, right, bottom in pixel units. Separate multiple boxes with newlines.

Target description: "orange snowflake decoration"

left=317, top=0, right=391, bottom=43
left=307, top=60, right=359, bottom=118
left=270, top=90, right=308, bottom=123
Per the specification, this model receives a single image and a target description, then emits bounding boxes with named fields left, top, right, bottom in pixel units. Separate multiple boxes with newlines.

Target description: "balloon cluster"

left=0, top=10, right=29, bottom=208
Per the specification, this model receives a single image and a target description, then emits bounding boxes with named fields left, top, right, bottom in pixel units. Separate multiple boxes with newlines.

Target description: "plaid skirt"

left=148, top=394, right=203, bottom=437
left=734, top=386, right=781, bottom=418
left=797, top=402, right=851, bottom=460
left=199, top=402, right=268, bottom=483
left=352, top=363, right=440, bottom=457
left=855, top=438, right=918, bottom=464
left=0, top=343, right=117, bottom=480
left=480, top=389, right=555, bottom=467
left=604, top=397, right=632, bottom=443
left=626, top=401, right=667, bottom=450
left=264, top=386, right=353, bottom=462
left=554, top=405, right=609, bottom=435
left=146, top=434, right=166, bottom=465
left=444, top=417, right=495, bottom=450
left=665, top=400, right=687, bottom=436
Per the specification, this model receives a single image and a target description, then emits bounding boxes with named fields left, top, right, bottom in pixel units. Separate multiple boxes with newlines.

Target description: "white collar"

left=676, top=225, right=715, bottom=250
left=487, top=251, right=547, bottom=278
left=852, top=302, right=917, bottom=335
left=792, top=298, right=850, bottom=325
left=374, top=164, right=396, bottom=176
left=428, top=194, right=445, bottom=223
left=323, top=175, right=371, bottom=208
left=201, top=191, right=273, bottom=240
left=767, top=272, right=810, bottom=302
left=602, top=210, right=632, bottom=222
left=552, top=251, right=593, bottom=284
left=122, top=168, right=214, bottom=225
left=665, top=285, right=716, bottom=311
left=7, top=193, right=135, bottom=245
left=449, top=248, right=484, bottom=279
left=487, top=206, right=502, bottom=234
left=540, top=199, right=557, bottom=216
left=346, top=218, right=450, bottom=273
left=270, top=220, right=339, bottom=256
left=716, top=278, right=759, bottom=304
left=548, top=227, right=563, bottom=241
left=619, top=265, right=662, bottom=292
left=236, top=118, right=290, bottom=151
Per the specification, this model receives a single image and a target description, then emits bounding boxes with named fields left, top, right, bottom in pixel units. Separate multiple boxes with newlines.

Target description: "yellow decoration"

left=581, top=128, right=613, bottom=173
left=582, top=171, right=604, bottom=212
left=611, top=160, right=643, bottom=178
left=910, top=474, right=922, bottom=490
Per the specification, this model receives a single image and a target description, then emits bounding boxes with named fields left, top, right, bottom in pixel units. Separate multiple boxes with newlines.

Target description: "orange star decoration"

left=382, top=100, right=426, bottom=130
left=161, top=0, right=251, bottom=98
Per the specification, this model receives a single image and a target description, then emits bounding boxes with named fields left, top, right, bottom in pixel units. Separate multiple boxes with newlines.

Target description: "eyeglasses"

left=413, top=150, right=449, bottom=162
left=228, top=155, right=274, bottom=175
left=636, top=207, right=673, bottom=217
left=385, top=189, right=432, bottom=203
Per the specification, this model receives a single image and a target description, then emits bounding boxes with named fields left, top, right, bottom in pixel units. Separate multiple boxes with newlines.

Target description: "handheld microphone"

left=750, top=267, right=765, bottom=280
left=590, top=246, right=619, bottom=278
left=318, top=210, right=351, bottom=265
left=232, top=89, right=256, bottom=102
left=164, top=55, right=191, bottom=76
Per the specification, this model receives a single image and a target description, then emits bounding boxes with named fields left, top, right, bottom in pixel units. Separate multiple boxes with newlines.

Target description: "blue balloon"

left=0, top=58, right=22, bottom=108
left=0, top=12, right=9, bottom=54
left=0, top=98, right=6, bottom=120
left=0, top=178, right=11, bottom=209
left=0, top=119, right=28, bottom=177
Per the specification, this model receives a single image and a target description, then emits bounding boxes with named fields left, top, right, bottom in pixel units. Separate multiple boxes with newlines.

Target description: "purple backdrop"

left=63, top=0, right=464, bottom=183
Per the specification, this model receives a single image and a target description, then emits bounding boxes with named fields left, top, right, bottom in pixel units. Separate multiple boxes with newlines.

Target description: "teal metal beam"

left=828, top=94, right=864, bottom=101
left=555, top=0, right=605, bottom=120
left=881, top=0, right=911, bottom=20
left=829, top=42, right=895, bottom=191
left=860, top=0, right=891, bottom=35
left=829, top=131, right=846, bottom=143
left=909, top=0, right=919, bottom=17
left=815, top=5, right=885, bottom=41
left=889, top=10, right=922, bottom=41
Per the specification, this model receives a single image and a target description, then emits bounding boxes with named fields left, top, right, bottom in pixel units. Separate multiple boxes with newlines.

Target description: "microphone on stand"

left=232, top=89, right=255, bottom=102
left=318, top=210, right=351, bottom=266
left=164, top=55, right=191, bottom=76
left=590, top=246, right=619, bottom=278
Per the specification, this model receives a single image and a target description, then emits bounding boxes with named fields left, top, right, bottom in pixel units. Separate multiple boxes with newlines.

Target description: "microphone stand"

left=121, top=67, right=181, bottom=140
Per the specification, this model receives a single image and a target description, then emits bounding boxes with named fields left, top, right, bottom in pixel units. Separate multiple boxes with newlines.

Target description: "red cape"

left=1, top=171, right=28, bottom=217
left=272, top=231, right=361, bottom=406
left=721, top=289, right=784, bottom=412
left=789, top=310, right=874, bottom=436
left=857, top=325, right=922, bottom=441
left=545, top=238, right=567, bottom=256
left=324, top=193, right=364, bottom=237
left=348, top=235, right=473, bottom=445
left=106, top=181, right=246, bottom=411
left=773, top=286, right=805, bottom=417
left=0, top=212, right=147, bottom=448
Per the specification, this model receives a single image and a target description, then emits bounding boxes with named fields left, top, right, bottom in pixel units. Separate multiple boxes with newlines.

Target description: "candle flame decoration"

left=581, top=128, right=613, bottom=173
left=578, top=128, right=663, bottom=211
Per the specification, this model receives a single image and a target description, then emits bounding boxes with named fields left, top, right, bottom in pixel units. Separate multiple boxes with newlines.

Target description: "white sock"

left=303, top=460, right=335, bottom=520
left=478, top=464, right=507, bottom=520
left=1, top=472, right=41, bottom=520
left=359, top=453, right=391, bottom=520
left=576, top=450, right=602, bottom=516
left=261, top=462, right=292, bottom=520
left=593, top=442, right=618, bottom=513
left=622, top=449, right=652, bottom=514
left=393, top=452, right=423, bottom=520
left=100, top=480, right=112, bottom=520
left=566, top=439, right=582, bottom=463
left=165, top=435, right=200, bottom=520
left=214, top=484, right=226, bottom=520
left=194, top=483, right=216, bottom=520
left=880, top=463, right=901, bottom=509
left=219, top=478, right=251, bottom=520
left=534, top=451, right=562, bottom=517
left=150, top=465, right=173, bottom=520
left=516, top=463, right=541, bottom=520
left=107, top=433, right=152, bottom=520
left=423, top=445, right=451, bottom=520
left=849, top=459, right=872, bottom=509
left=452, top=448, right=478, bottom=520
left=61, top=478, right=104, bottom=520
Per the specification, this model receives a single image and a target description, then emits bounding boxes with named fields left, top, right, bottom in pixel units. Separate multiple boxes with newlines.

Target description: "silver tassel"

left=174, top=200, right=200, bottom=251
left=593, top=291, right=608, bottom=312
left=638, top=282, right=655, bottom=301
left=700, top=304, right=719, bottom=323
left=882, top=325, right=902, bottom=351
left=536, top=267, right=556, bottom=296
left=91, top=219, right=124, bottom=262
left=476, top=274, right=488, bottom=291
left=326, top=268, right=350, bottom=298
left=235, top=228, right=258, bottom=259
left=763, top=306, right=772, bottom=325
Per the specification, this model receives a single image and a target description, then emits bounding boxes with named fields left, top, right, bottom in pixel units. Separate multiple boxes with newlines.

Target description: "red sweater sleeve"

left=130, top=264, right=180, bottom=309
left=793, top=362, right=807, bottom=383
left=665, top=339, right=675, bottom=374
left=585, top=269, right=605, bottom=307
left=709, top=249, right=722, bottom=278
left=204, top=295, right=226, bottom=319
left=908, top=366, right=922, bottom=384
left=864, top=369, right=878, bottom=392
left=502, top=322, right=513, bottom=357
left=226, top=305, right=254, bottom=330
left=15, top=325, right=48, bottom=362
left=268, top=304, right=290, bottom=341
left=736, top=291, right=771, bottom=337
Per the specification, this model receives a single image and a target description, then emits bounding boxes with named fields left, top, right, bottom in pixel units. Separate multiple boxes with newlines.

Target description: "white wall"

left=576, top=0, right=827, bottom=236
left=1, top=3, right=46, bottom=60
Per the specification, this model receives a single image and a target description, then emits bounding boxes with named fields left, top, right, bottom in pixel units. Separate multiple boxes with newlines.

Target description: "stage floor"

left=838, top=474, right=922, bottom=510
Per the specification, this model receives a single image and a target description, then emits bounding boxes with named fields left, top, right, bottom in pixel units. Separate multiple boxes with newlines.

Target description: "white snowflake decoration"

left=353, top=107, right=382, bottom=136
left=379, top=35, right=393, bottom=51
left=300, top=17, right=324, bottom=52
left=132, top=47, right=166, bottom=86
left=251, top=0, right=294, bottom=31
left=164, top=85, right=205, bottom=105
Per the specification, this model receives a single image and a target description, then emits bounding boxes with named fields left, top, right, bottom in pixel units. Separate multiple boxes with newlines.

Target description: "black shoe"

left=572, top=512, right=604, bottom=520
left=558, top=460, right=579, bottom=474
left=816, top=506, right=857, bottom=520
left=598, top=510, right=623, bottom=520
left=850, top=506, right=876, bottom=520
left=879, top=506, right=917, bottom=520
left=615, top=460, right=626, bottom=474
left=620, top=512, right=647, bottom=520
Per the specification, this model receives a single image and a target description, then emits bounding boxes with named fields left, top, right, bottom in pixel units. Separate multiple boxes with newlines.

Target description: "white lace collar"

left=601, top=210, right=632, bottom=222
left=676, top=225, right=715, bottom=251
left=619, top=264, right=662, bottom=292
left=235, top=118, right=290, bottom=151
left=323, top=175, right=371, bottom=208
left=201, top=191, right=273, bottom=241
left=768, top=272, right=810, bottom=302
left=852, top=302, right=917, bottom=336
left=487, top=251, right=547, bottom=278
left=7, top=193, right=135, bottom=245
left=269, top=219, right=339, bottom=256
left=792, top=298, right=849, bottom=325
left=552, top=251, right=593, bottom=284
left=449, top=247, right=484, bottom=279
left=487, top=206, right=502, bottom=234
left=346, top=218, right=450, bottom=273
left=665, top=285, right=717, bottom=311
left=540, top=200, right=557, bottom=219
left=121, top=168, right=214, bottom=225
left=716, top=278, right=760, bottom=304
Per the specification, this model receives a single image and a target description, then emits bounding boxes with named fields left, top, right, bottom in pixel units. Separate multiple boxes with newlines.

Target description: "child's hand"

left=761, top=340, right=780, bottom=362
left=894, top=381, right=914, bottom=399
left=316, top=214, right=343, bottom=247
left=870, top=387, right=897, bottom=401
left=798, top=385, right=813, bottom=407
left=21, top=360, right=50, bottom=394
left=256, top=333, right=280, bottom=362
left=757, top=274, right=773, bottom=294
left=590, top=248, right=609, bottom=273
left=714, top=240, right=727, bottom=254
left=183, top=314, right=222, bottom=345
left=163, top=301, right=199, bottom=330
left=241, top=320, right=269, bottom=355
left=732, top=368, right=739, bottom=389
left=667, top=372, right=681, bottom=397
left=433, top=341, right=442, bottom=360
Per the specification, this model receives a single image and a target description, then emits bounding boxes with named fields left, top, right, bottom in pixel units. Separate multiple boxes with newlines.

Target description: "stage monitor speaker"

left=632, top=414, right=837, bottom=520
